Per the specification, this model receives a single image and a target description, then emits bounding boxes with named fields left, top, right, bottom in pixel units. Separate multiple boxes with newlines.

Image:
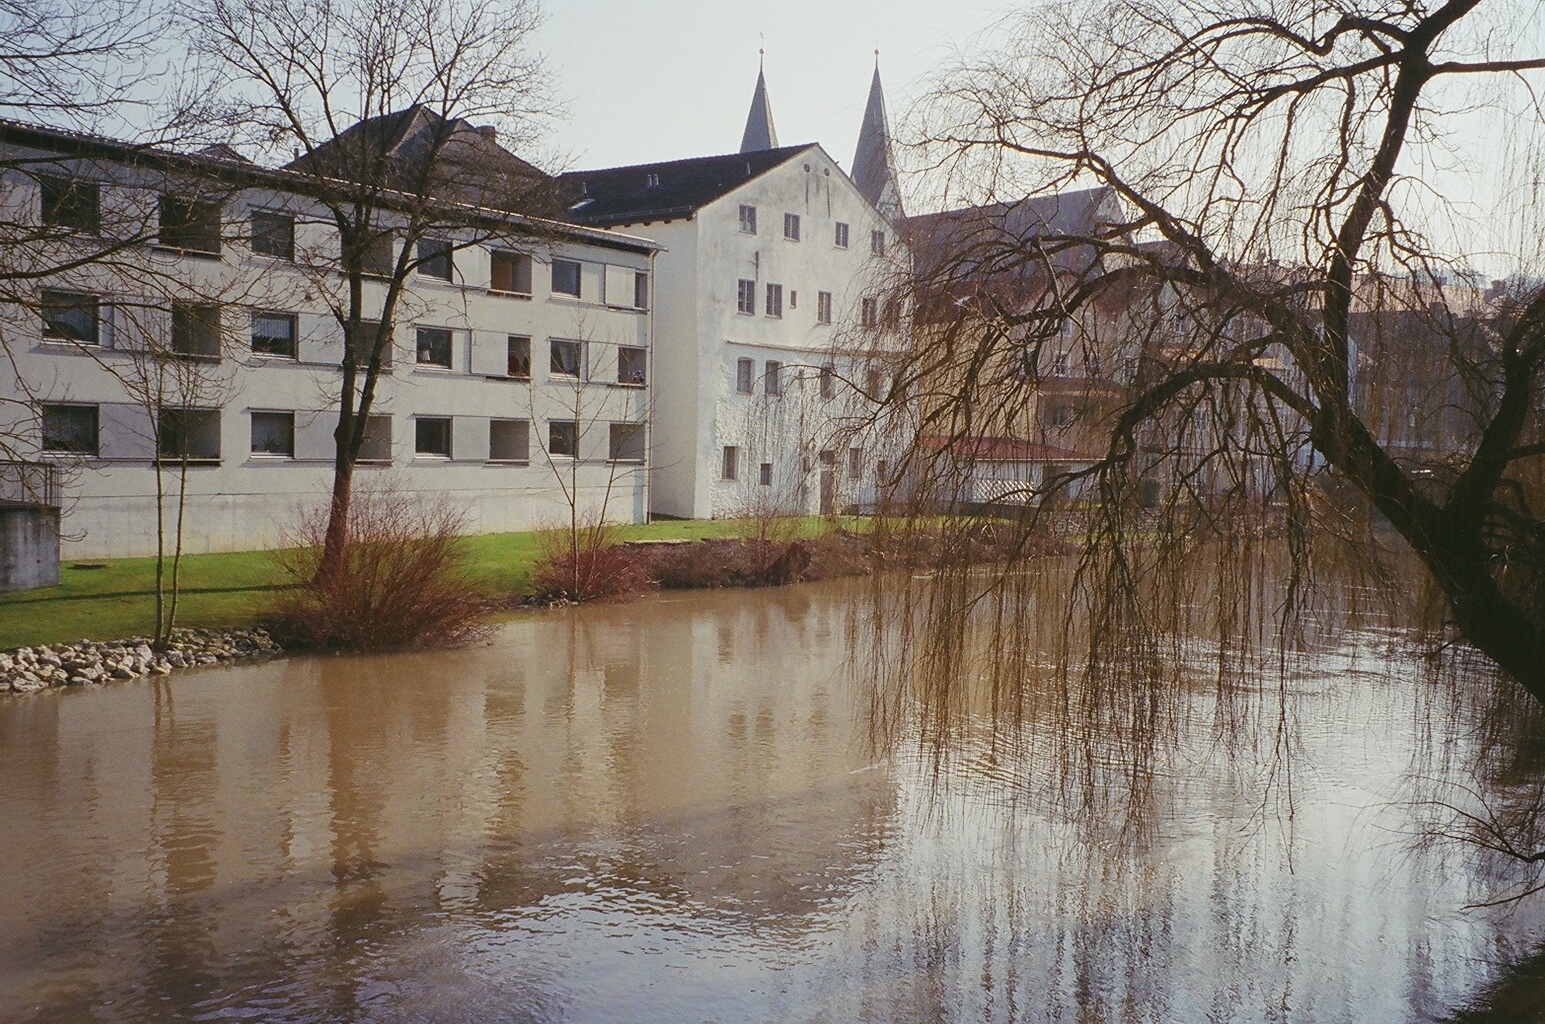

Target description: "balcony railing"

left=0, top=461, right=61, bottom=507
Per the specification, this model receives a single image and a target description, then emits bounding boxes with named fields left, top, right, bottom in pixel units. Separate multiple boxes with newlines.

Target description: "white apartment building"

left=0, top=119, right=659, bottom=559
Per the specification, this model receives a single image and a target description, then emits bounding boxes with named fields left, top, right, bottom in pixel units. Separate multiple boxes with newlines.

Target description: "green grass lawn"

left=0, top=517, right=857, bottom=649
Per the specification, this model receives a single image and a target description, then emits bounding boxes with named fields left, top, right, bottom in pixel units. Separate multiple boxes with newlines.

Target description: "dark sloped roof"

left=905, top=186, right=1118, bottom=263
left=922, top=435, right=1095, bottom=463
left=556, top=145, right=813, bottom=227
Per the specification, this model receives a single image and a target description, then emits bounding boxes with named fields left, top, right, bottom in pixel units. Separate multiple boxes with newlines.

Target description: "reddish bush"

left=528, top=526, right=653, bottom=603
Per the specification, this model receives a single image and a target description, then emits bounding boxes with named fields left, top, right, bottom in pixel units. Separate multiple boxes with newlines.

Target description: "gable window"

left=251, top=211, right=294, bottom=260
left=784, top=213, right=800, bottom=241
left=548, top=420, right=578, bottom=457
left=416, top=327, right=453, bottom=368
left=415, top=416, right=452, bottom=457
left=507, top=335, right=531, bottom=378
left=861, top=297, right=878, bottom=328
left=40, top=404, right=98, bottom=455
left=360, top=232, right=394, bottom=277
left=251, top=312, right=297, bottom=358
left=171, top=303, right=221, bottom=358
left=40, top=176, right=100, bottom=233
left=764, top=360, right=782, bottom=396
left=817, top=290, right=833, bottom=325
left=618, top=346, right=647, bottom=385
left=738, top=204, right=757, bottom=234
left=158, top=408, right=221, bottom=461
left=417, top=239, right=453, bottom=280
left=609, top=423, right=645, bottom=462
left=737, top=278, right=756, bottom=315
left=250, top=411, right=295, bottom=457
left=765, top=283, right=783, bottom=319
left=358, top=415, right=392, bottom=462
left=489, top=419, right=530, bottom=462
left=871, top=229, right=886, bottom=256
left=552, top=259, right=582, bottom=297
left=550, top=338, right=582, bottom=378
left=819, top=362, right=835, bottom=399
left=491, top=251, right=533, bottom=294
left=158, top=195, right=222, bottom=255
left=40, top=290, right=99, bottom=345
left=759, top=462, right=773, bottom=486
left=834, top=222, right=849, bottom=248
left=721, top=445, right=739, bottom=481
left=634, top=271, right=649, bottom=310
left=736, top=357, right=754, bottom=394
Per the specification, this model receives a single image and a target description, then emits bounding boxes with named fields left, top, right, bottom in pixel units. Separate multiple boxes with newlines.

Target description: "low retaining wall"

left=0, top=504, right=60, bottom=592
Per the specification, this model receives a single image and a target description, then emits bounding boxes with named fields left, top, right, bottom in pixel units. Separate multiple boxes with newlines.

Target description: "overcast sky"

left=532, top=0, right=1004, bottom=173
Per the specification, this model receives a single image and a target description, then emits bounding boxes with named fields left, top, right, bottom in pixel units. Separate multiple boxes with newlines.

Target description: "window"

left=417, top=239, right=453, bottom=280
left=1053, top=350, right=1071, bottom=377
left=819, top=449, right=836, bottom=467
left=784, top=213, right=800, bottom=241
left=1048, top=404, right=1071, bottom=428
left=736, top=357, right=754, bottom=394
left=721, top=445, right=739, bottom=481
left=347, top=320, right=390, bottom=369
left=861, top=297, right=878, bottom=328
left=817, top=291, right=832, bottom=325
left=171, top=303, right=221, bottom=358
left=645, top=172, right=660, bottom=188
left=550, top=338, right=582, bottom=378
left=358, top=415, right=392, bottom=462
left=759, top=461, right=773, bottom=486
left=552, top=259, right=581, bottom=297
left=634, top=271, right=649, bottom=310
left=251, top=312, right=297, bottom=358
left=737, top=279, right=756, bottom=315
left=765, top=283, right=783, bottom=319
left=415, top=416, right=452, bottom=457
left=40, top=404, right=98, bottom=455
left=158, top=408, right=220, bottom=461
left=416, top=326, right=453, bottom=368
left=40, top=290, right=99, bottom=344
left=548, top=420, right=578, bottom=458
left=489, top=419, right=529, bottom=461
left=789, top=290, right=797, bottom=310
left=158, top=195, right=221, bottom=255
left=506, top=335, right=531, bottom=378
left=870, top=230, right=886, bottom=256
left=848, top=447, right=862, bottom=479
left=491, top=251, right=533, bottom=295
left=819, top=363, right=835, bottom=399
left=40, top=176, right=99, bottom=233
left=250, top=211, right=294, bottom=260
left=361, top=233, right=394, bottom=277
left=609, top=423, right=645, bottom=462
left=876, top=459, right=888, bottom=481
left=250, top=411, right=294, bottom=457
left=739, top=204, right=757, bottom=233
left=866, top=367, right=884, bottom=398
left=765, top=360, right=782, bottom=396
left=834, top=222, right=849, bottom=248
left=618, top=346, right=646, bottom=385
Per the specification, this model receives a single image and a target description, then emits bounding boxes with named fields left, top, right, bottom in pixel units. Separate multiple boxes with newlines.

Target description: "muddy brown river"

left=2, top=580, right=1544, bottom=1022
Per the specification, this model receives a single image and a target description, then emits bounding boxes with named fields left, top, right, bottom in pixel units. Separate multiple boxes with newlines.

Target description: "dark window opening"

left=507, top=335, right=531, bottom=377
left=40, top=175, right=100, bottom=233
left=40, top=290, right=99, bottom=344
left=549, top=420, right=578, bottom=457
left=491, top=251, right=533, bottom=294
left=618, top=346, right=646, bottom=385
left=416, top=326, right=453, bottom=368
left=250, top=411, right=295, bottom=456
left=552, top=259, right=581, bottom=297
left=490, top=419, right=529, bottom=461
left=550, top=338, right=582, bottom=377
left=609, top=423, right=645, bottom=462
left=158, top=408, right=221, bottom=461
left=415, top=417, right=451, bottom=457
left=417, top=238, right=453, bottom=280
left=172, top=303, right=221, bottom=358
left=159, top=195, right=221, bottom=255
left=251, top=312, right=297, bottom=358
left=40, top=404, right=98, bottom=454
left=251, top=211, right=295, bottom=260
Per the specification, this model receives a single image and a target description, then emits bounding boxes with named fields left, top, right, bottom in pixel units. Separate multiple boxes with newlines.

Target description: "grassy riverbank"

left=0, top=518, right=858, bottom=649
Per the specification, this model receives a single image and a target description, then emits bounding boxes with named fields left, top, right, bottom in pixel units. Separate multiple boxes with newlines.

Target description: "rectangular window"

left=848, top=447, right=862, bottom=479
left=737, top=278, right=756, bottom=315
left=171, top=303, right=221, bottom=358
left=361, top=233, right=394, bottom=277
left=507, top=335, right=531, bottom=378
left=634, top=271, right=649, bottom=310
left=358, top=414, right=392, bottom=462
left=1048, top=404, right=1071, bottom=427
left=870, top=230, right=886, bottom=256
left=251, top=312, right=297, bottom=358
left=817, top=290, right=833, bottom=325
left=861, top=297, right=878, bottom=328
left=347, top=320, right=390, bottom=369
left=834, top=222, right=849, bottom=248
left=489, top=419, right=530, bottom=462
left=158, top=408, right=220, bottom=461
left=158, top=195, right=221, bottom=255
left=551, top=259, right=582, bottom=297
left=609, top=423, right=645, bottom=462
left=490, top=251, right=533, bottom=294
left=40, top=290, right=99, bottom=344
left=784, top=213, right=800, bottom=241
left=250, top=411, right=295, bottom=457
left=415, top=416, right=452, bottom=457
left=739, top=204, right=757, bottom=233
left=40, top=176, right=100, bottom=233
left=789, top=290, right=797, bottom=310
left=765, top=283, right=783, bottom=319
left=548, top=420, right=578, bottom=458
left=759, top=461, right=773, bottom=486
left=550, top=338, right=582, bottom=378
left=417, top=239, right=453, bottom=280
left=416, top=326, right=453, bottom=368
left=1053, top=350, right=1071, bottom=377
left=765, top=359, right=782, bottom=396
left=736, top=357, right=754, bottom=394
left=721, top=445, right=739, bottom=481
left=40, top=404, right=98, bottom=455
left=617, top=346, right=646, bottom=385
left=819, top=362, right=835, bottom=399
left=876, top=459, right=888, bottom=481
left=250, top=210, right=294, bottom=260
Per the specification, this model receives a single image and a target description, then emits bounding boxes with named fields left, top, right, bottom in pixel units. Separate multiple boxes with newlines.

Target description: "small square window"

left=159, top=195, right=222, bottom=255
left=158, top=408, right=221, bottom=461
left=618, top=346, right=647, bottom=385
left=834, top=222, right=849, bottom=248
left=759, top=462, right=773, bottom=486
left=765, top=283, right=783, bottom=319
left=251, top=211, right=294, bottom=260
left=490, top=419, right=530, bottom=461
left=737, top=279, right=756, bottom=315
left=738, top=204, right=757, bottom=233
left=736, top=357, right=754, bottom=394
left=415, top=417, right=452, bottom=457
left=548, top=420, right=578, bottom=457
left=721, top=445, right=739, bottom=481
left=40, top=176, right=100, bottom=233
left=251, top=312, right=297, bottom=358
left=817, top=291, right=833, bottom=325
left=358, top=415, right=392, bottom=462
left=609, top=423, right=645, bottom=462
left=765, top=360, right=782, bottom=396
left=250, top=411, right=295, bottom=457
left=550, top=338, right=582, bottom=378
left=784, top=213, right=800, bottom=241
left=40, top=404, right=98, bottom=455
left=40, top=290, right=99, bottom=344
left=870, top=230, right=886, bottom=256
left=507, top=335, right=531, bottom=377
left=172, top=303, right=221, bottom=358
left=416, top=326, right=453, bottom=368
left=552, top=259, right=581, bottom=297
left=417, top=239, right=453, bottom=280
left=491, top=251, right=532, bottom=294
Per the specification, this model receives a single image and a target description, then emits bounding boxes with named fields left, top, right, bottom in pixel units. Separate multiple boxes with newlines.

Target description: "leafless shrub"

left=528, top=522, right=652, bottom=603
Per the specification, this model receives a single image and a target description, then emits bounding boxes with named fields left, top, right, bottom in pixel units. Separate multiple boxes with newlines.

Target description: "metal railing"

left=0, top=461, right=61, bottom=507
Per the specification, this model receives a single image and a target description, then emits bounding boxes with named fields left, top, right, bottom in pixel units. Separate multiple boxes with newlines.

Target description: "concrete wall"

left=0, top=505, right=60, bottom=591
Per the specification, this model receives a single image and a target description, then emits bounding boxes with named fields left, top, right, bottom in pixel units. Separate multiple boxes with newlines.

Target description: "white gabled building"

left=556, top=64, right=908, bottom=520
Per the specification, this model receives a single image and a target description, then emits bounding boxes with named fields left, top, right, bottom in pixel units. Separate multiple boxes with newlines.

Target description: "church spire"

left=852, top=53, right=903, bottom=221
left=739, top=51, right=779, bottom=153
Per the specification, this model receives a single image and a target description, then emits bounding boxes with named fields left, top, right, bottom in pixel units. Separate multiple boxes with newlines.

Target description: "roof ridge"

left=560, top=143, right=815, bottom=179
